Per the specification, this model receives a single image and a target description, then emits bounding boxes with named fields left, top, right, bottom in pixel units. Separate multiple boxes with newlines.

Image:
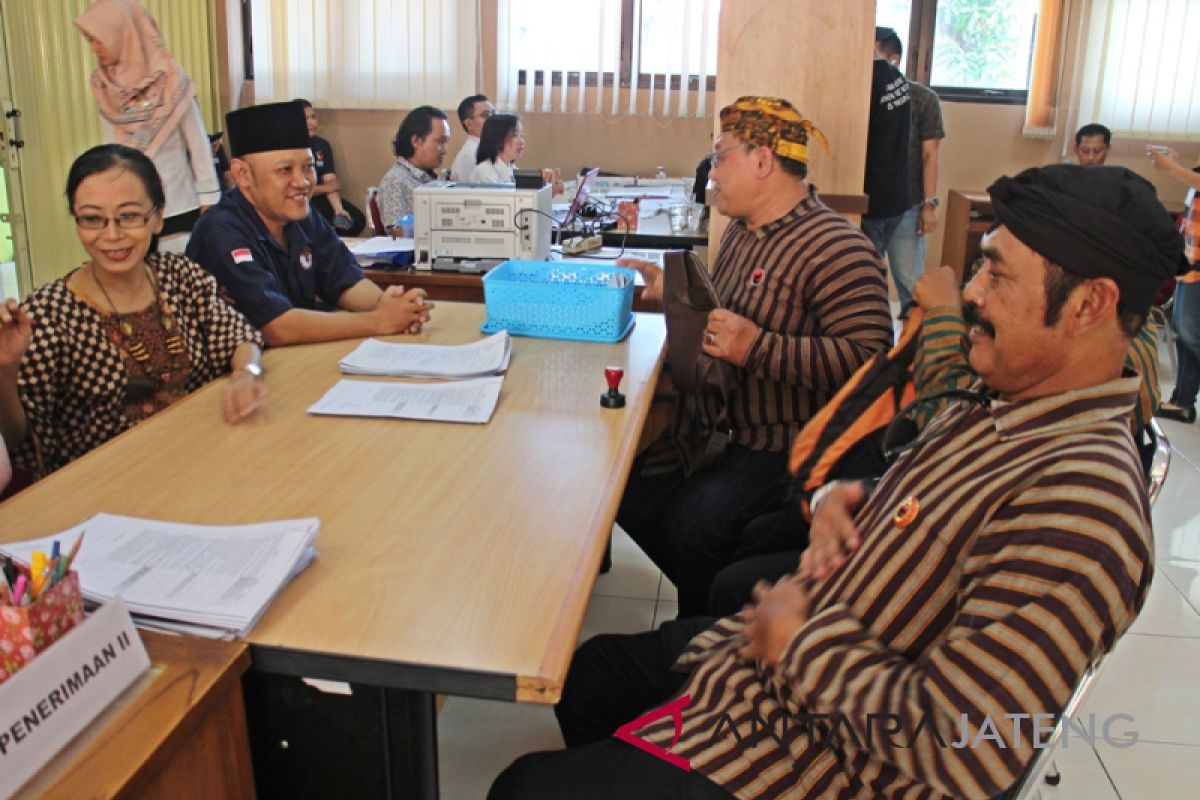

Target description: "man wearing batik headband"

left=187, top=101, right=432, bottom=346
left=615, top=96, right=893, bottom=619
left=490, top=164, right=1178, bottom=800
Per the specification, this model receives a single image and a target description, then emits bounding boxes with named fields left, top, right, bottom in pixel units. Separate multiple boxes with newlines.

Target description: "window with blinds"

left=496, top=0, right=720, bottom=118
left=250, top=0, right=479, bottom=108
left=1075, top=0, right=1200, bottom=139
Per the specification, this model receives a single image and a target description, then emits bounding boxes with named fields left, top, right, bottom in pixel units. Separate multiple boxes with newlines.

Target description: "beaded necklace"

left=91, top=261, right=189, bottom=405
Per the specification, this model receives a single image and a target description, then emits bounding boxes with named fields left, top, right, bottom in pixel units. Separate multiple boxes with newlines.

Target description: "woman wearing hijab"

left=75, top=0, right=220, bottom=236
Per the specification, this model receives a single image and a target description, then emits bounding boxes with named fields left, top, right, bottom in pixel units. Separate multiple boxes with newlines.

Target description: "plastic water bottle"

left=655, top=165, right=667, bottom=180
left=395, top=213, right=414, bottom=238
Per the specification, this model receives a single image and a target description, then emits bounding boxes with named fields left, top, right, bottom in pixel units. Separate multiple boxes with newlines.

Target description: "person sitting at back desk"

left=490, top=163, right=1179, bottom=800
left=378, top=105, right=451, bottom=231
left=187, top=101, right=431, bottom=347
left=470, top=113, right=524, bottom=184
left=615, top=96, right=893, bottom=618
left=298, top=98, right=366, bottom=236
left=1074, top=122, right=1112, bottom=166
left=451, top=94, right=494, bottom=181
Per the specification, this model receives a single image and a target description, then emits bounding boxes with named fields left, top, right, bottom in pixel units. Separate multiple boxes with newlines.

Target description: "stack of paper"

left=308, top=376, right=503, bottom=424
left=0, top=514, right=320, bottom=639
left=340, top=331, right=511, bottom=378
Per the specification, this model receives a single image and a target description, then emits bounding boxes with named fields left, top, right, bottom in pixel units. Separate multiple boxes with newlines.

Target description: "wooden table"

left=365, top=264, right=664, bottom=312
left=14, top=633, right=254, bottom=800
left=598, top=211, right=709, bottom=249
left=0, top=303, right=666, bottom=798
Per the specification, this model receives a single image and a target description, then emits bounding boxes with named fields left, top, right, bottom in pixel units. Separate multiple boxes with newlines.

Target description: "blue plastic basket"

left=481, top=260, right=636, bottom=342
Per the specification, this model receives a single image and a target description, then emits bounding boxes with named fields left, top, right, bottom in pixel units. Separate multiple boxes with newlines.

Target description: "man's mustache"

left=963, top=302, right=996, bottom=338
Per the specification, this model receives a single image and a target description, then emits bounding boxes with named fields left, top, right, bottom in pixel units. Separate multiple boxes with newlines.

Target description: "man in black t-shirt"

left=875, top=27, right=945, bottom=312
left=296, top=99, right=366, bottom=236
left=861, top=27, right=912, bottom=261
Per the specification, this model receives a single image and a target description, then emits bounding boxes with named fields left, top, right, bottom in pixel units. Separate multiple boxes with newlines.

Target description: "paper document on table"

left=0, top=515, right=321, bottom=638
left=308, top=376, right=503, bottom=424
left=340, top=331, right=511, bottom=378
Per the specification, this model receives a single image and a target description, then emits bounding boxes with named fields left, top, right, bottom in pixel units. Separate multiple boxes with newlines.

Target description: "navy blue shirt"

left=186, top=188, right=364, bottom=329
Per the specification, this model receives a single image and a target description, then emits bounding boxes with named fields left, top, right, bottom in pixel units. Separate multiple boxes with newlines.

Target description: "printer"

left=412, top=182, right=552, bottom=270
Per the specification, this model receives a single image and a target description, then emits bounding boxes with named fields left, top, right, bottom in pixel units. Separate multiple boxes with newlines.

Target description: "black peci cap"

left=225, top=101, right=309, bottom=158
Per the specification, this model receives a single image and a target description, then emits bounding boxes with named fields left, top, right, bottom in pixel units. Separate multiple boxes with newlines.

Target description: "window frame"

left=902, top=0, right=1031, bottom=105
left=517, top=0, right=718, bottom=93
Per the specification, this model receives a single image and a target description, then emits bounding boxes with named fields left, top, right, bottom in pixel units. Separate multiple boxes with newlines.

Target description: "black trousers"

left=707, top=549, right=803, bottom=617
left=490, top=617, right=726, bottom=799
left=617, top=442, right=792, bottom=616
left=555, top=617, right=715, bottom=747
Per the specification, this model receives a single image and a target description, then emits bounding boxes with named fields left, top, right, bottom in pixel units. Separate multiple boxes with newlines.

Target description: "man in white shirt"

left=451, top=94, right=495, bottom=182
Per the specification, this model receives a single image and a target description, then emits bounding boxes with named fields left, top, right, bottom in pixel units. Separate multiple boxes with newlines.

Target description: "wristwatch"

left=922, top=197, right=940, bottom=208
left=239, top=363, right=264, bottom=379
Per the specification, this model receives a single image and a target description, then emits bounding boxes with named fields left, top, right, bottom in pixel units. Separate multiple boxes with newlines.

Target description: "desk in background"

left=598, top=211, right=709, bottom=250
left=13, top=633, right=254, bottom=800
left=0, top=303, right=666, bottom=799
left=363, top=248, right=666, bottom=312
left=941, top=189, right=994, bottom=282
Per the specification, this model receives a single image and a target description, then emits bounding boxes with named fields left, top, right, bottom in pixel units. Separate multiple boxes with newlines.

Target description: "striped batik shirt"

left=637, top=312, right=1152, bottom=799
left=698, top=193, right=893, bottom=452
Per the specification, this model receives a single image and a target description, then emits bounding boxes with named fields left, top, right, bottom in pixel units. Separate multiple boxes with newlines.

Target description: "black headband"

left=988, top=164, right=1182, bottom=316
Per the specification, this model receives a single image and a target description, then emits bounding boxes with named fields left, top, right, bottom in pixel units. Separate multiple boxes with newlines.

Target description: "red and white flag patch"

left=231, top=248, right=253, bottom=264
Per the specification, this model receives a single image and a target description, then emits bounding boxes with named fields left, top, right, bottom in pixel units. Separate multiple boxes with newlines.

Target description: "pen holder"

left=616, top=200, right=639, bottom=232
left=0, top=571, right=84, bottom=684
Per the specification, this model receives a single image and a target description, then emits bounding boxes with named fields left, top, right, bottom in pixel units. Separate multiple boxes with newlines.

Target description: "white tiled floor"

left=437, top=343, right=1200, bottom=800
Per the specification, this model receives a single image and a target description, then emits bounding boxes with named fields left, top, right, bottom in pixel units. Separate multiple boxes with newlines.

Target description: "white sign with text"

left=0, top=597, right=150, bottom=798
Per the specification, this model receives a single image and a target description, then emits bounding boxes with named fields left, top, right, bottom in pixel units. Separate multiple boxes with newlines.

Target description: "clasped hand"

left=378, top=285, right=434, bottom=335
left=738, top=577, right=811, bottom=666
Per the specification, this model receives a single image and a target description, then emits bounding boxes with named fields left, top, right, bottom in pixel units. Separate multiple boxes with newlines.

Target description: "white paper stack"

left=0, top=514, right=320, bottom=639
left=308, top=376, right=503, bottom=424
left=339, top=331, right=511, bottom=378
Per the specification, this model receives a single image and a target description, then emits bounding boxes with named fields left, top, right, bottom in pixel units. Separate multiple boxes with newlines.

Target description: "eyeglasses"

left=474, top=109, right=494, bottom=120
left=74, top=208, right=159, bottom=231
left=706, top=144, right=748, bottom=168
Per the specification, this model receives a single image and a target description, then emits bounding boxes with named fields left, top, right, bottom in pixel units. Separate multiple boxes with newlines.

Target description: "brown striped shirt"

left=638, top=313, right=1153, bottom=799
left=699, top=193, right=893, bottom=452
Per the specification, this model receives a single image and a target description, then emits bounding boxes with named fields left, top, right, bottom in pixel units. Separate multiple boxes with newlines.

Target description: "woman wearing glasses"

left=0, top=144, right=265, bottom=478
